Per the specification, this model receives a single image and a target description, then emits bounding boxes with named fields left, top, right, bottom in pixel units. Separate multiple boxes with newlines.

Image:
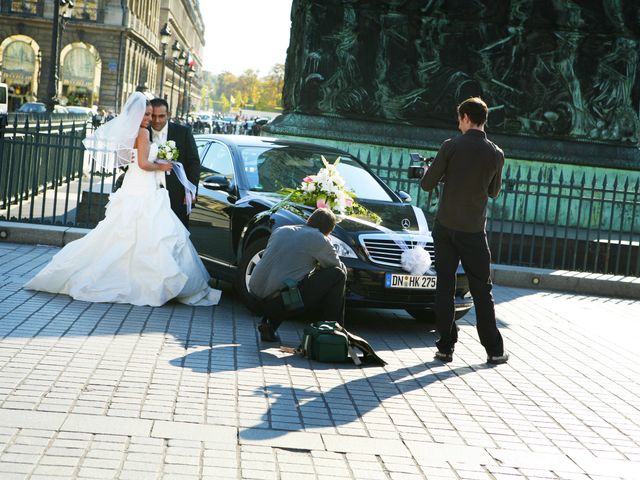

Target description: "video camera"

left=407, top=152, right=433, bottom=179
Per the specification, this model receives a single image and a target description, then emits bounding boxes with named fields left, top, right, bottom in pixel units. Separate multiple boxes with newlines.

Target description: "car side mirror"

left=397, top=190, right=412, bottom=203
left=203, top=175, right=231, bottom=192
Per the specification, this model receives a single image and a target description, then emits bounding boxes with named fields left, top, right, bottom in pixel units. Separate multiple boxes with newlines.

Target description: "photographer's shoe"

left=487, top=351, right=509, bottom=365
left=258, top=320, right=280, bottom=343
left=434, top=351, right=453, bottom=363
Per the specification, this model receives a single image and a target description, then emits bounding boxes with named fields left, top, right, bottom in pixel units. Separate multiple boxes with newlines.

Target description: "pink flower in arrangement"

left=345, top=197, right=354, bottom=207
left=316, top=198, right=329, bottom=209
left=303, top=176, right=314, bottom=183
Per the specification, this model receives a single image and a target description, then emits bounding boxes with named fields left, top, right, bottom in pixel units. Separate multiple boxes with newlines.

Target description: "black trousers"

left=262, top=265, right=346, bottom=331
left=432, top=221, right=504, bottom=356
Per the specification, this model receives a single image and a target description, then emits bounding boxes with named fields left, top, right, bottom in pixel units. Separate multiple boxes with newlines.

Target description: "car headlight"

left=329, top=235, right=357, bottom=258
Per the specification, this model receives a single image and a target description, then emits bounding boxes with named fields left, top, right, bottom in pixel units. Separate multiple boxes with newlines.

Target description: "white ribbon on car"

left=158, top=160, right=197, bottom=214
left=342, top=206, right=432, bottom=276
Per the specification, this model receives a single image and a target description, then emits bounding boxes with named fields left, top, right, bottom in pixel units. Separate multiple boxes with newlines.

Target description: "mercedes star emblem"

left=401, top=218, right=411, bottom=230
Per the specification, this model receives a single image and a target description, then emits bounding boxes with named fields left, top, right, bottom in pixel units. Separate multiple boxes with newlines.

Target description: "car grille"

left=359, top=233, right=435, bottom=269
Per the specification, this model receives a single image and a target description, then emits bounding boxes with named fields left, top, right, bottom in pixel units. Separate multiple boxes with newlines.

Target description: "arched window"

left=0, top=35, right=40, bottom=110
left=60, top=43, right=102, bottom=107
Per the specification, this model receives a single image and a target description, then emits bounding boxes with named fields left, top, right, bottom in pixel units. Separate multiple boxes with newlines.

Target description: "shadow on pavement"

left=171, top=336, right=490, bottom=440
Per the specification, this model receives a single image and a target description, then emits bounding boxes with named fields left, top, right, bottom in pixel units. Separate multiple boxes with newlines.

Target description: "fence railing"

left=353, top=149, right=640, bottom=277
left=0, top=116, right=94, bottom=226
left=1, top=119, right=639, bottom=276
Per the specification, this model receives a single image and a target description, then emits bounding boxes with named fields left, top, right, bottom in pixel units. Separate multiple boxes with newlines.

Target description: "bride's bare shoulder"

left=137, top=128, right=150, bottom=141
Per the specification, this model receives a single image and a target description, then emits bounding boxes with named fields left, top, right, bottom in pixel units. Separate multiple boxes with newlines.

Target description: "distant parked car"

left=16, top=102, right=68, bottom=114
left=17, top=102, right=47, bottom=113
left=66, top=106, right=93, bottom=116
left=0, top=83, right=7, bottom=127
left=197, top=113, right=214, bottom=132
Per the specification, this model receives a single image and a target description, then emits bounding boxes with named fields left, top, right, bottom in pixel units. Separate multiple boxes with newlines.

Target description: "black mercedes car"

left=190, top=134, right=473, bottom=321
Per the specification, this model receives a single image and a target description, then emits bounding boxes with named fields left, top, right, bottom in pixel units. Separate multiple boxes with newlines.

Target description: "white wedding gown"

left=25, top=144, right=221, bottom=307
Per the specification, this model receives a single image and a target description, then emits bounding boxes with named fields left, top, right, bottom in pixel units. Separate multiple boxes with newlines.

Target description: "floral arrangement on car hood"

left=280, top=156, right=381, bottom=223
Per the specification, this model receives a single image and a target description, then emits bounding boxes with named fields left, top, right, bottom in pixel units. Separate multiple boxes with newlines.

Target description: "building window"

left=0, top=35, right=40, bottom=110
left=60, top=43, right=102, bottom=107
left=72, top=0, right=97, bottom=21
left=10, top=0, right=38, bottom=14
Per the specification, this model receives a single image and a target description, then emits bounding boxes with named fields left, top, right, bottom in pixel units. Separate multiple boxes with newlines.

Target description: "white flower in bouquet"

left=157, top=140, right=180, bottom=161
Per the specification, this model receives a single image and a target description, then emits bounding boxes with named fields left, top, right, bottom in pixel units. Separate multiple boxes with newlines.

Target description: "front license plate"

left=385, top=273, right=437, bottom=289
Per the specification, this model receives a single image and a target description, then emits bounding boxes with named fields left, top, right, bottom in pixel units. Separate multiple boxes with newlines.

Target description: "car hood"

left=339, top=200, right=430, bottom=236
left=248, top=192, right=431, bottom=237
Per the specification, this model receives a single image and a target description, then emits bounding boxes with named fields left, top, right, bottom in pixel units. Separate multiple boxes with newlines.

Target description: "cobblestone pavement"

left=0, top=242, right=639, bottom=480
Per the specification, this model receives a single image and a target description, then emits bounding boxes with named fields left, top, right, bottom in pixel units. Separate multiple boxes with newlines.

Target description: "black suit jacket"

left=153, top=122, right=200, bottom=226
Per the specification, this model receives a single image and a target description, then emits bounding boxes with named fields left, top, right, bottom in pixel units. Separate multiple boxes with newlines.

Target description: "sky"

left=198, top=0, right=294, bottom=76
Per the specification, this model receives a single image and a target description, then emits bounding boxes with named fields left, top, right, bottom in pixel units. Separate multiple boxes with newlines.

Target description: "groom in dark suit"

left=149, top=98, right=200, bottom=228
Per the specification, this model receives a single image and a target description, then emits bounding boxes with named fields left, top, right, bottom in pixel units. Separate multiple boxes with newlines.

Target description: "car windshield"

left=239, top=146, right=394, bottom=202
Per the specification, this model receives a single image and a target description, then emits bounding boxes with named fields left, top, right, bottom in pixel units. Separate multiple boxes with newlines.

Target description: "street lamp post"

left=46, top=0, right=74, bottom=112
left=176, top=51, right=187, bottom=119
left=169, top=41, right=181, bottom=114
left=186, top=66, right=195, bottom=116
left=158, top=23, right=171, bottom=98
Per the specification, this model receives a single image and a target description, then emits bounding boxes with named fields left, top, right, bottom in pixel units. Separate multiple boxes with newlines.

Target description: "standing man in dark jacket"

left=421, top=97, right=508, bottom=365
left=150, top=98, right=200, bottom=228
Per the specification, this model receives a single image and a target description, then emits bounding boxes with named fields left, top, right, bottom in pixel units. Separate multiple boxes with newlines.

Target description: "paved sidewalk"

left=0, top=242, right=639, bottom=479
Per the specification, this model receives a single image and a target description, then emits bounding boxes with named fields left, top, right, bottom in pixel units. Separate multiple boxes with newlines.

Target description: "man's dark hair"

left=457, top=97, right=488, bottom=126
left=150, top=98, right=169, bottom=111
left=306, top=208, right=337, bottom=235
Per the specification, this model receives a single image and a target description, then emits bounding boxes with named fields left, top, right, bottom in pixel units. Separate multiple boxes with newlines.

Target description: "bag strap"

left=332, top=330, right=361, bottom=366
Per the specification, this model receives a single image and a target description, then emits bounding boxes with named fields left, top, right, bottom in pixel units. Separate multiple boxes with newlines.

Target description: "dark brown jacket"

left=421, top=129, right=504, bottom=233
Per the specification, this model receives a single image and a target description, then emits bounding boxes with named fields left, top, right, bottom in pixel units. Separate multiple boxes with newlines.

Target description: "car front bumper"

left=342, top=257, right=473, bottom=311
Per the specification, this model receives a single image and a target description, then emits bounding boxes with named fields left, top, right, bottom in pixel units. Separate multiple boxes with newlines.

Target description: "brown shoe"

left=258, top=322, right=279, bottom=342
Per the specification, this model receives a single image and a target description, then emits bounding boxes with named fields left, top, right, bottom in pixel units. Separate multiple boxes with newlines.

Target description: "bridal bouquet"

left=281, top=156, right=381, bottom=223
left=157, top=140, right=180, bottom=161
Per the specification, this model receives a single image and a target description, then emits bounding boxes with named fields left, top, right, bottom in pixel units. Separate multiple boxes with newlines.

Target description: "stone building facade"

left=0, top=0, right=205, bottom=114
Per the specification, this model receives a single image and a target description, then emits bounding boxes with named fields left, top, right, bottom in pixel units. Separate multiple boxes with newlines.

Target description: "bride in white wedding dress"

left=24, top=92, right=221, bottom=307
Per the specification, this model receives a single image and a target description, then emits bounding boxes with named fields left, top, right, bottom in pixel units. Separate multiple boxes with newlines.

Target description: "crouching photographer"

left=249, top=208, right=347, bottom=342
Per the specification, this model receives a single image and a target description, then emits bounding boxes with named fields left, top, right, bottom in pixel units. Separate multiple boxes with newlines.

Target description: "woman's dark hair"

left=150, top=97, right=169, bottom=111
left=457, top=97, right=488, bottom=126
left=306, top=208, right=337, bottom=235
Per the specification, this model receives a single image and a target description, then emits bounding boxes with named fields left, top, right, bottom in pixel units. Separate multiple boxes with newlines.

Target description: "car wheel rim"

left=244, top=249, right=264, bottom=292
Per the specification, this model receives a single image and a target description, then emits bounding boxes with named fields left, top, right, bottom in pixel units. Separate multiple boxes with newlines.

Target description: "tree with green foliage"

left=201, top=64, right=284, bottom=112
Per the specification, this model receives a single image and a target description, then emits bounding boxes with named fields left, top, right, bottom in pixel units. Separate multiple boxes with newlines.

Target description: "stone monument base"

left=264, top=113, right=639, bottom=170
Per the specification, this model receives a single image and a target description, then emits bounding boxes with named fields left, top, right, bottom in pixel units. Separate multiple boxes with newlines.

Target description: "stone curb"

left=0, top=221, right=87, bottom=246
left=2, top=220, right=639, bottom=300
left=491, top=263, right=640, bottom=300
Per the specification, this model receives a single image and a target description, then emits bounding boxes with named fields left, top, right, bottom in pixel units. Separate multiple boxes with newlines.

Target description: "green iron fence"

left=0, top=115, right=114, bottom=227
left=1, top=118, right=639, bottom=276
left=356, top=149, right=640, bottom=277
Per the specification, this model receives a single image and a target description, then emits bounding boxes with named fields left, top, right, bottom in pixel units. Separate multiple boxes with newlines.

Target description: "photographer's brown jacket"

left=421, top=129, right=504, bottom=233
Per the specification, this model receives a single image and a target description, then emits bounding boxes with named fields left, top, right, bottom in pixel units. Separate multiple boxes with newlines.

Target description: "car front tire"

left=235, top=237, right=268, bottom=313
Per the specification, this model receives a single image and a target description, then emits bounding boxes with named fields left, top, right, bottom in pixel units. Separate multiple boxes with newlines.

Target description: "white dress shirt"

left=151, top=122, right=168, bottom=145
left=151, top=122, right=169, bottom=188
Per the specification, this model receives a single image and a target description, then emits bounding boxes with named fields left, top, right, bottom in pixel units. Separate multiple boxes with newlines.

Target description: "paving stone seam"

left=1, top=301, right=99, bottom=413
left=499, top=293, right=640, bottom=454
left=67, top=302, right=136, bottom=418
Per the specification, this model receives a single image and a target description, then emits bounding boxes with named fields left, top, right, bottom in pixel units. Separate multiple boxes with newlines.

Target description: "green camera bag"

left=301, top=321, right=349, bottom=363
